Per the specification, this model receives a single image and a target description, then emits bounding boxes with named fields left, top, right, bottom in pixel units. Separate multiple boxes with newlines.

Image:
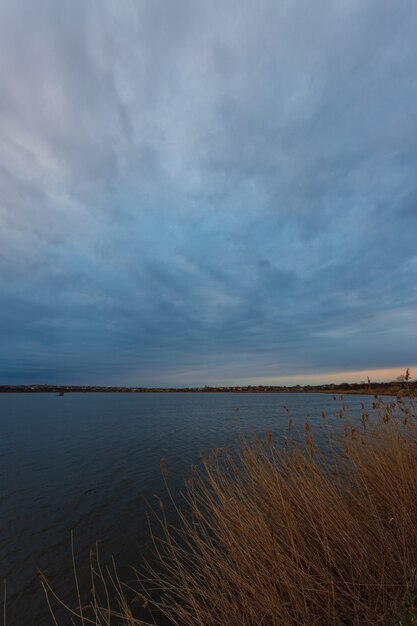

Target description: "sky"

left=0, top=0, right=416, bottom=387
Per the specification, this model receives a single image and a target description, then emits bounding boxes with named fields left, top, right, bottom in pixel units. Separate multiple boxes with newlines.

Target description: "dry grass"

left=39, top=391, right=417, bottom=625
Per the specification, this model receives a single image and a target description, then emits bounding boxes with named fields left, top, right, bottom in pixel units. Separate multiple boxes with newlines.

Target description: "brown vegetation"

left=39, top=392, right=417, bottom=625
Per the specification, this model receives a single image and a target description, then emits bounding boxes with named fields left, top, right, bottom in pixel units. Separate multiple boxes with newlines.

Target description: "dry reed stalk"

left=39, top=390, right=417, bottom=625
left=3, top=580, right=6, bottom=626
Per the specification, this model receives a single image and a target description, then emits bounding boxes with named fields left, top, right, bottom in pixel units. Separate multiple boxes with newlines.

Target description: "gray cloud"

left=0, top=0, right=416, bottom=384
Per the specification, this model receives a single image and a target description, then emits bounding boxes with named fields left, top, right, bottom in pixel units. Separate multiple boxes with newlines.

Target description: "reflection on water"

left=1, top=392, right=381, bottom=625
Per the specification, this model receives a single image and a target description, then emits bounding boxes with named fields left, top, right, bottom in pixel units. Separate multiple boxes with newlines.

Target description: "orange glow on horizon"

left=249, top=366, right=416, bottom=386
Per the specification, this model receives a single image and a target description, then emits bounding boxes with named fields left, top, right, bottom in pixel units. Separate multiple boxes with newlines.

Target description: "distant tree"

left=396, top=369, right=412, bottom=387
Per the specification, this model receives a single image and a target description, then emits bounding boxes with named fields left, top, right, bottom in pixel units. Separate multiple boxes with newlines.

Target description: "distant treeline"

left=1, top=381, right=416, bottom=395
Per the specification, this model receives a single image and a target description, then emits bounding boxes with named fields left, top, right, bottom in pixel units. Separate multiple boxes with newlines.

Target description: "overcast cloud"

left=1, top=0, right=416, bottom=385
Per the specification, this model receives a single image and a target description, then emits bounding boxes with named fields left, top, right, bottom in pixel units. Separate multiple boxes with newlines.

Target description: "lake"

left=1, top=392, right=382, bottom=625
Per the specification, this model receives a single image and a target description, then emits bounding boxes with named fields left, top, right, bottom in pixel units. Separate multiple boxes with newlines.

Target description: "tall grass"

left=40, top=393, right=417, bottom=625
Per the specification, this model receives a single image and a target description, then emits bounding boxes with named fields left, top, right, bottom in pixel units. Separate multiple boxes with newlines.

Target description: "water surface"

left=1, top=392, right=381, bottom=625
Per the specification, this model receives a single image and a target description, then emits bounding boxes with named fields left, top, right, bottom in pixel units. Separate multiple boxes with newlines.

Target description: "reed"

left=40, top=391, right=417, bottom=625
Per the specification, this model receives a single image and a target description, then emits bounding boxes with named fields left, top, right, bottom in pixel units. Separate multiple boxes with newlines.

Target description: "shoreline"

left=0, top=382, right=415, bottom=396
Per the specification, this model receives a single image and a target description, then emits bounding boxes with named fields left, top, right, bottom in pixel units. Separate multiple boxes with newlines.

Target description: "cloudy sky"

left=1, top=0, right=416, bottom=386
